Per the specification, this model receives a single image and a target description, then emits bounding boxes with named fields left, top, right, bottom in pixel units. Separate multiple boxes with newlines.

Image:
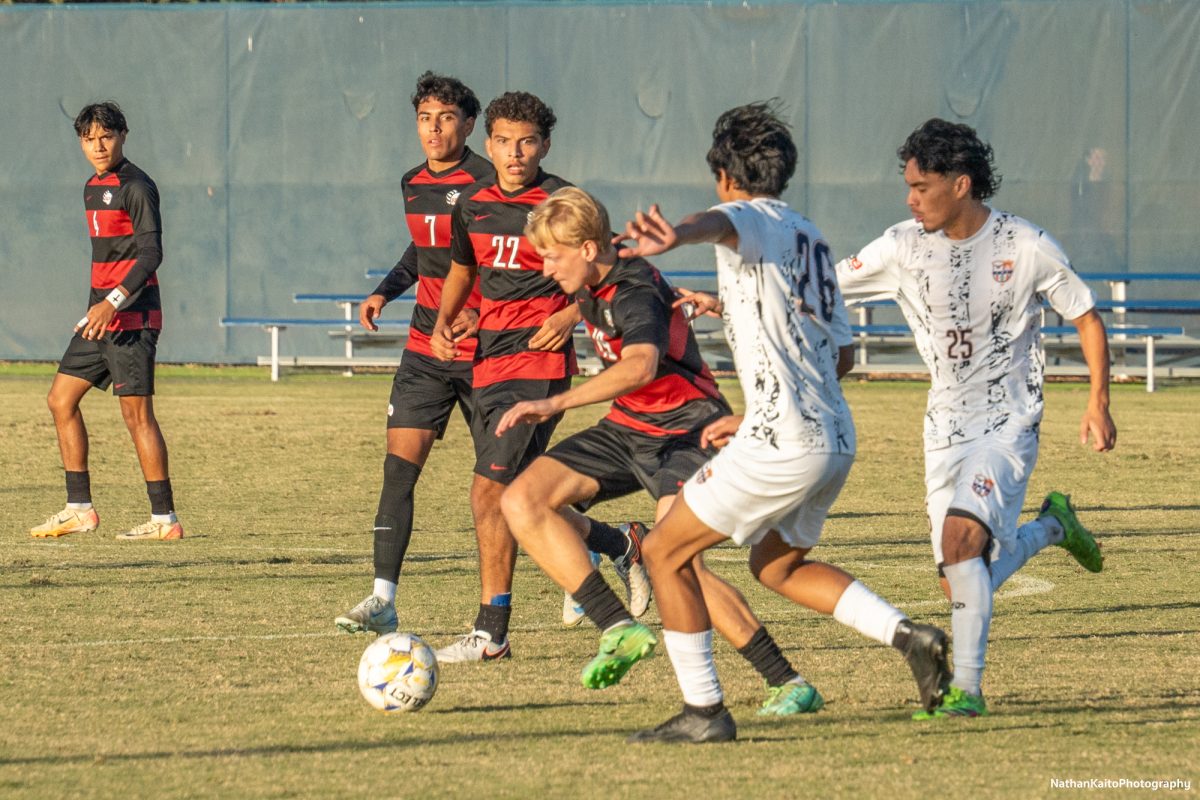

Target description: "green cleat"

left=758, top=677, right=824, bottom=716
left=912, top=686, right=989, bottom=720
left=581, top=621, right=657, bottom=689
left=1040, top=491, right=1103, bottom=573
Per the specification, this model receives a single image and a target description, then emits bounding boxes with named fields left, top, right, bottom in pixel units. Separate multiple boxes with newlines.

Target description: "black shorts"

left=472, top=376, right=572, bottom=486
left=546, top=418, right=719, bottom=505
left=58, top=329, right=158, bottom=396
left=387, top=350, right=483, bottom=442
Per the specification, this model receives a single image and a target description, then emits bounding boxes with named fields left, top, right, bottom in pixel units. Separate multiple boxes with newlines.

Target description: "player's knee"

left=46, top=390, right=75, bottom=420
left=941, top=511, right=990, bottom=563
left=498, top=482, right=535, bottom=530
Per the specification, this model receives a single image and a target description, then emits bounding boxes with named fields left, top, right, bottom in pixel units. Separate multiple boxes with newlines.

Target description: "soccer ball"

left=357, top=632, right=439, bottom=712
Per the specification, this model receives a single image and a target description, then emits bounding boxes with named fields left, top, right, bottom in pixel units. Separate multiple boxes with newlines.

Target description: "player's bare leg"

left=116, top=395, right=183, bottom=541
left=47, top=373, right=93, bottom=473
left=500, top=457, right=603, bottom=591
left=33, top=373, right=99, bottom=538
left=433, top=474, right=519, bottom=662
left=119, top=395, right=168, bottom=481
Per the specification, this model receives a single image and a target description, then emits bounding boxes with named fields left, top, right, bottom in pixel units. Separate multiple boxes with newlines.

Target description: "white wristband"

left=105, top=288, right=127, bottom=310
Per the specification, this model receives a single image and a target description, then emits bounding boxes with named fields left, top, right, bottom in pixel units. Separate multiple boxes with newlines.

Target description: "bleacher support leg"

left=270, top=325, right=281, bottom=383
left=1146, top=334, right=1156, bottom=393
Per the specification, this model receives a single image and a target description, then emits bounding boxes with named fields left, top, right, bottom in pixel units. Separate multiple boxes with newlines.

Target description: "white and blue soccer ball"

left=357, top=632, right=439, bottom=712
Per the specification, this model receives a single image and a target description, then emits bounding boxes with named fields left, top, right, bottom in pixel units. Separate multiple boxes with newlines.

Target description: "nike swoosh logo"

left=373, top=526, right=391, bottom=531
left=489, top=463, right=507, bottom=471
left=475, top=214, right=492, bottom=221
left=114, top=383, right=126, bottom=389
left=406, top=195, right=419, bottom=201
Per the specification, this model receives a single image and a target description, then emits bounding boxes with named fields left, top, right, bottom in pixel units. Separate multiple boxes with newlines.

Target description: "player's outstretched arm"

left=1071, top=308, right=1116, bottom=452
left=494, top=343, right=660, bottom=436
left=615, top=205, right=737, bottom=258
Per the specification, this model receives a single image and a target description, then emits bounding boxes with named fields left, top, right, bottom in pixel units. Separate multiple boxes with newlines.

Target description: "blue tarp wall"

left=1, top=1, right=1197, bottom=363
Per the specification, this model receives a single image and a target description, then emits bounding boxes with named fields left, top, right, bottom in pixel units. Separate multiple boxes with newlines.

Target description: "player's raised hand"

left=700, top=414, right=743, bottom=450
left=616, top=204, right=677, bottom=258
left=449, top=307, right=480, bottom=339
left=359, top=294, right=386, bottom=332
left=529, top=304, right=579, bottom=351
left=429, top=320, right=460, bottom=361
left=1080, top=404, right=1117, bottom=452
left=496, top=398, right=559, bottom=436
left=673, top=287, right=723, bottom=320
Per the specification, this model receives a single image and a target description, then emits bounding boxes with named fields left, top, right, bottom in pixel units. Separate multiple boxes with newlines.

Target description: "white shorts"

left=924, top=432, right=1040, bottom=565
left=682, top=435, right=854, bottom=548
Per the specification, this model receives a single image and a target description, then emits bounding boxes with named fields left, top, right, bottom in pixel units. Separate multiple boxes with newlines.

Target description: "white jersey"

left=836, top=210, right=1095, bottom=450
left=712, top=198, right=855, bottom=455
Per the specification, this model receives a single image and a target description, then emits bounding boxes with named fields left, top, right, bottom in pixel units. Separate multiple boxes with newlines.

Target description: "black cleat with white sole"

left=627, top=706, right=737, bottom=744
left=894, top=620, right=952, bottom=713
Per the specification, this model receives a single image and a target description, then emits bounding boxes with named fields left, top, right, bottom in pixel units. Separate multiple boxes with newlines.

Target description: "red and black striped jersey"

left=449, top=170, right=577, bottom=388
left=577, top=256, right=725, bottom=436
left=83, top=158, right=163, bottom=331
left=374, top=149, right=493, bottom=363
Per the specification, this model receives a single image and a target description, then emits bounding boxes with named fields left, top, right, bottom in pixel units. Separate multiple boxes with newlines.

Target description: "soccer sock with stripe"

left=831, top=579, right=906, bottom=646
left=736, top=625, right=800, bottom=687
left=943, top=558, right=992, bottom=696
left=990, top=517, right=1062, bottom=591
left=65, top=470, right=92, bottom=508
left=373, top=454, right=421, bottom=603
left=663, top=629, right=723, bottom=708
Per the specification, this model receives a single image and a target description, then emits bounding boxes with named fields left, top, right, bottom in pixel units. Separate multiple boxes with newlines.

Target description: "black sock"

left=65, top=471, right=91, bottom=505
left=474, top=603, right=512, bottom=642
left=891, top=619, right=913, bottom=651
left=571, top=570, right=630, bottom=631
left=146, top=479, right=174, bottom=515
left=373, top=455, right=421, bottom=584
left=684, top=701, right=726, bottom=718
left=736, top=626, right=799, bottom=687
left=584, top=519, right=628, bottom=561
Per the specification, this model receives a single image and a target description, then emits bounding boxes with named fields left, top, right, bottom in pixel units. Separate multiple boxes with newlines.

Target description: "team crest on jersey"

left=695, top=464, right=714, bottom=484
left=102, top=190, right=113, bottom=206
left=848, top=256, right=864, bottom=271
left=445, top=189, right=460, bottom=206
left=992, top=259, right=1014, bottom=283
left=971, top=473, right=995, bottom=497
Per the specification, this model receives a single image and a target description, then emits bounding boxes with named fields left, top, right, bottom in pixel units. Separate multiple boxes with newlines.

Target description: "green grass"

left=1, top=365, right=1197, bottom=798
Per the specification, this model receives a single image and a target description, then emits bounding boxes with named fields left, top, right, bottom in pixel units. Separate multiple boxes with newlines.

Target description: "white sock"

left=943, top=558, right=993, bottom=696
left=373, top=579, right=397, bottom=604
left=151, top=512, right=177, bottom=524
left=831, top=580, right=905, bottom=646
left=990, top=517, right=1063, bottom=590
left=67, top=502, right=93, bottom=511
left=662, top=629, right=723, bottom=707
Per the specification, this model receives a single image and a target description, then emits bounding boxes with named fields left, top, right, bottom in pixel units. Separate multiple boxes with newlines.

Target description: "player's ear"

left=463, top=116, right=476, bottom=138
left=540, top=136, right=551, bottom=157
left=581, top=239, right=598, bottom=262
left=953, top=173, right=972, bottom=200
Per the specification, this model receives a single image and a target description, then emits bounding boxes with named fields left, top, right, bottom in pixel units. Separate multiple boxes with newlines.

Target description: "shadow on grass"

left=1022, top=600, right=1200, bottom=616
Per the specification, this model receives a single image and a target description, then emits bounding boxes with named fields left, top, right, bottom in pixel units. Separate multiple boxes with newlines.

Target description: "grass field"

left=1, top=364, right=1197, bottom=799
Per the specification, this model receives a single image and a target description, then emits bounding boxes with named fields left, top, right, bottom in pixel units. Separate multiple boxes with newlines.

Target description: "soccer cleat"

left=30, top=507, right=99, bottom=538
left=895, top=620, right=951, bottom=713
left=335, top=594, right=398, bottom=635
left=612, top=522, right=653, bottom=618
left=115, top=519, right=184, bottom=541
left=434, top=630, right=512, bottom=663
left=758, top=677, right=825, bottom=717
left=912, top=686, right=989, bottom=720
left=1040, top=491, right=1104, bottom=573
left=563, top=551, right=604, bottom=627
left=581, top=620, right=657, bottom=689
left=627, top=706, right=737, bottom=744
